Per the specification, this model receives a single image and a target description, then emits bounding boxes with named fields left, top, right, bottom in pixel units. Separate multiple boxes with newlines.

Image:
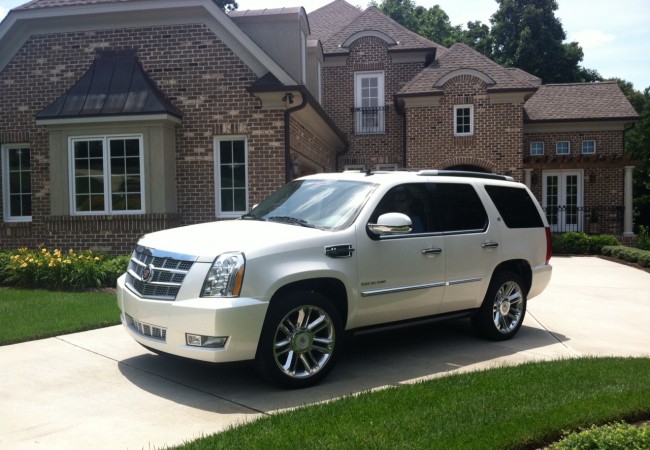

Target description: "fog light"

left=186, top=333, right=228, bottom=348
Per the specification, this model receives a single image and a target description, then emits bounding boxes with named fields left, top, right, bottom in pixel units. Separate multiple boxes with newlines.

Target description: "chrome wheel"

left=256, top=291, right=342, bottom=388
left=273, top=305, right=336, bottom=379
left=472, top=271, right=527, bottom=341
left=492, top=280, right=524, bottom=334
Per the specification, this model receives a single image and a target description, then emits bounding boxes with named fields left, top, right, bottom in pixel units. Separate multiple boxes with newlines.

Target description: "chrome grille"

left=125, top=246, right=197, bottom=300
left=126, top=314, right=167, bottom=341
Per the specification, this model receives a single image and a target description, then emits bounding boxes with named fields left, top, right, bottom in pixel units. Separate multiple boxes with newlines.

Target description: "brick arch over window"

left=439, top=156, right=496, bottom=173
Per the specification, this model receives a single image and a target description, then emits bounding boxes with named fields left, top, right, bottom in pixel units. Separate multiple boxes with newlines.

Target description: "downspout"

left=284, top=91, right=308, bottom=183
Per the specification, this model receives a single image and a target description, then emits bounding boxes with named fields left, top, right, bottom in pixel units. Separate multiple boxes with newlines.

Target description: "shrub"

left=638, top=225, right=650, bottom=251
left=553, top=233, right=619, bottom=255
left=602, top=245, right=650, bottom=268
left=0, top=247, right=129, bottom=290
left=552, top=421, right=650, bottom=449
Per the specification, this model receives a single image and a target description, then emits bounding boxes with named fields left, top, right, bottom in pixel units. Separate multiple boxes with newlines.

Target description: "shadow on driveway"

left=117, top=318, right=570, bottom=414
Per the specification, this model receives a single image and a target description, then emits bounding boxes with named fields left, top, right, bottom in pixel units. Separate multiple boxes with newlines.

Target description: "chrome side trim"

left=448, top=277, right=483, bottom=286
left=361, top=277, right=482, bottom=297
left=361, top=281, right=446, bottom=297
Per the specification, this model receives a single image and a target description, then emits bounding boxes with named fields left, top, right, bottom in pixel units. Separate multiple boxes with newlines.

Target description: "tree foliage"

left=216, top=0, right=238, bottom=12
left=489, top=0, right=583, bottom=82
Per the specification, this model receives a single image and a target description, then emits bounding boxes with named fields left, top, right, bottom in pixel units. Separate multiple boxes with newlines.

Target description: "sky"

left=1, top=0, right=649, bottom=91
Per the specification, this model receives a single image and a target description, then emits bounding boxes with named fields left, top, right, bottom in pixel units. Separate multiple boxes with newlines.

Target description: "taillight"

left=545, top=227, right=552, bottom=264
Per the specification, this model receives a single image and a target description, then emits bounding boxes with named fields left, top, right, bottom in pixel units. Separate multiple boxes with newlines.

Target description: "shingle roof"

left=524, top=82, right=639, bottom=122
left=14, top=0, right=132, bottom=9
left=308, top=0, right=360, bottom=45
left=398, top=43, right=538, bottom=96
left=36, top=50, right=182, bottom=120
left=309, top=2, right=444, bottom=56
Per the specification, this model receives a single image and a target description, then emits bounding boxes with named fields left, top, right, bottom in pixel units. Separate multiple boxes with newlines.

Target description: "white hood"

left=137, top=219, right=329, bottom=262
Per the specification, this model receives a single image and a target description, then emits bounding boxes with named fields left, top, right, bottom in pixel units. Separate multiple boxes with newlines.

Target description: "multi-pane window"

left=582, top=140, right=596, bottom=154
left=69, top=135, right=144, bottom=215
left=454, top=105, right=474, bottom=136
left=355, top=71, right=385, bottom=134
left=215, top=137, right=247, bottom=218
left=530, top=142, right=544, bottom=156
left=556, top=141, right=570, bottom=155
left=1, top=144, right=32, bottom=221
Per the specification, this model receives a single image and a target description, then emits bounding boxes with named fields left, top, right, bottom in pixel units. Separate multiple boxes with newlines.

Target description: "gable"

left=0, top=0, right=297, bottom=85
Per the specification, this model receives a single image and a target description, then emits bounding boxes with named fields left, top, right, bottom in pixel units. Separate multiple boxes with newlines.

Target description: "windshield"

left=244, top=179, right=377, bottom=230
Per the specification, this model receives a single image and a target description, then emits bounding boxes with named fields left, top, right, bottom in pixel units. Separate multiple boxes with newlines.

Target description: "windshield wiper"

left=267, top=216, right=315, bottom=227
left=241, top=213, right=266, bottom=221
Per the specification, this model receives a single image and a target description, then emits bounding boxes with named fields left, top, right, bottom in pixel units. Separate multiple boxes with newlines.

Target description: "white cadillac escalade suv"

left=117, top=170, right=552, bottom=388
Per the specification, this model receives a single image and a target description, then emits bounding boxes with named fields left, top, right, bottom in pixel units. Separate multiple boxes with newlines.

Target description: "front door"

left=543, top=170, right=584, bottom=232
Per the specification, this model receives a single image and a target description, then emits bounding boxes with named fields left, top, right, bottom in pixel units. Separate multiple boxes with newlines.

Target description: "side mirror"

left=367, top=213, right=412, bottom=236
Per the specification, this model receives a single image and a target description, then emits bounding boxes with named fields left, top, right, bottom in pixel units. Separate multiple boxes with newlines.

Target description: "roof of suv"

left=300, top=170, right=515, bottom=184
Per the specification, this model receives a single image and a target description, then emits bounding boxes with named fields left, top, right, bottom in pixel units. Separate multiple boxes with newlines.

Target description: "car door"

left=353, top=183, right=446, bottom=328
left=433, top=182, right=501, bottom=313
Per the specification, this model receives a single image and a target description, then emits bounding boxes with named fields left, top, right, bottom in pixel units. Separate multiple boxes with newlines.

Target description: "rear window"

left=484, top=185, right=544, bottom=228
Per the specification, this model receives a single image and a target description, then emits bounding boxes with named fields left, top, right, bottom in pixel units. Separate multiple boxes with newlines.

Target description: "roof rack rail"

left=417, top=170, right=514, bottom=181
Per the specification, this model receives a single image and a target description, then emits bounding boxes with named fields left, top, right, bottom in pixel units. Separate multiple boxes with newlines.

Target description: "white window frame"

left=214, top=135, right=248, bottom=219
left=354, top=71, right=385, bottom=134
left=1, top=143, right=32, bottom=222
left=530, top=141, right=544, bottom=156
left=556, top=141, right=570, bottom=155
left=344, top=164, right=366, bottom=172
left=582, top=140, right=596, bottom=155
left=375, top=164, right=398, bottom=171
left=454, top=104, right=474, bottom=136
left=68, top=134, right=145, bottom=216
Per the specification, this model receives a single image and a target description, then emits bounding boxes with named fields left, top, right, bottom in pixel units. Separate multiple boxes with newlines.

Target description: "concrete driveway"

left=1, top=256, right=649, bottom=449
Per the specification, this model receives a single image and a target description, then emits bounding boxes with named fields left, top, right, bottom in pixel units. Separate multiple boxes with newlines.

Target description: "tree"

left=624, top=87, right=650, bottom=228
left=458, top=21, right=494, bottom=57
left=489, top=0, right=583, bottom=83
left=216, top=0, right=238, bottom=12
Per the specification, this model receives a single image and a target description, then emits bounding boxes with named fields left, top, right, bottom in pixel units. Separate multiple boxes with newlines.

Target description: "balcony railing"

left=543, top=206, right=624, bottom=235
left=354, top=106, right=386, bottom=134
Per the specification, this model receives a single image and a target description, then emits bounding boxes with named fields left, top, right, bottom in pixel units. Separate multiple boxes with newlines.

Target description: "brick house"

left=0, top=0, right=639, bottom=254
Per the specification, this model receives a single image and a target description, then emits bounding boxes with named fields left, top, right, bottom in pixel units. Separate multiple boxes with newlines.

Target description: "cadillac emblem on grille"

left=142, top=263, right=155, bottom=283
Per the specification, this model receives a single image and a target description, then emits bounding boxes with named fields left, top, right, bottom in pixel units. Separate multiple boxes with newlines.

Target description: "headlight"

left=201, top=252, right=246, bottom=297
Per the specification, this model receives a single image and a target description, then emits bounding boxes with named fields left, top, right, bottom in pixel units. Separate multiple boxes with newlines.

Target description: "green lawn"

left=0, top=288, right=120, bottom=345
left=172, top=357, right=650, bottom=450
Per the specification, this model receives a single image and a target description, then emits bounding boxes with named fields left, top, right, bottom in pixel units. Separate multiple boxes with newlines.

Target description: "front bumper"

left=116, top=274, right=268, bottom=363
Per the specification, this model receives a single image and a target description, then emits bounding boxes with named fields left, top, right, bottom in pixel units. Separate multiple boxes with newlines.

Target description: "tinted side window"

left=370, top=183, right=439, bottom=233
left=484, top=185, right=544, bottom=228
left=433, top=183, right=487, bottom=232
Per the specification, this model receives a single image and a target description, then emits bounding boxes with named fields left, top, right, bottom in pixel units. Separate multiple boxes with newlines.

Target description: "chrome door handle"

left=481, top=242, right=499, bottom=249
left=422, top=247, right=442, bottom=255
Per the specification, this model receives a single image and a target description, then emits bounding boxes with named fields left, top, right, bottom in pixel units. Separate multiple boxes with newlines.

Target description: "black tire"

left=471, top=271, right=527, bottom=341
left=255, top=290, right=343, bottom=389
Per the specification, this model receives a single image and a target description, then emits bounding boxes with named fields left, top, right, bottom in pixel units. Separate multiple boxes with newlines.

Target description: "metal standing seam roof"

left=524, top=82, right=639, bottom=122
left=36, top=49, right=183, bottom=121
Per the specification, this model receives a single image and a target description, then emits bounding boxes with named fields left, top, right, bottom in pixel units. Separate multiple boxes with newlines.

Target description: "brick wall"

left=0, top=24, right=302, bottom=254
left=406, top=75, right=525, bottom=180
left=524, top=130, right=627, bottom=208
left=322, top=36, right=425, bottom=169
